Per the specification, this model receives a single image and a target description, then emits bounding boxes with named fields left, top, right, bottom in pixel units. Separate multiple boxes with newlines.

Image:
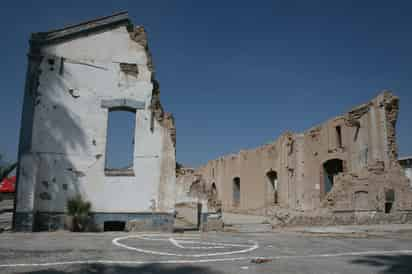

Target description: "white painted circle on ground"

left=112, top=233, right=259, bottom=257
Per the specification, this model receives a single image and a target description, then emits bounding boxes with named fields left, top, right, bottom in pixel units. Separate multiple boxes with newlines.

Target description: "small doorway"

left=385, top=189, right=395, bottom=214
left=104, top=221, right=126, bottom=231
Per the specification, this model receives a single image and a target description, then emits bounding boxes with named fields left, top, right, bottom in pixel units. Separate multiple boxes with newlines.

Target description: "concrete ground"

left=286, top=224, right=412, bottom=235
left=0, top=227, right=412, bottom=274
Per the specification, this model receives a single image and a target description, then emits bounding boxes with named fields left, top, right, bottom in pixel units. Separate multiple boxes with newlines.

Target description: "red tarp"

left=0, top=176, right=16, bottom=193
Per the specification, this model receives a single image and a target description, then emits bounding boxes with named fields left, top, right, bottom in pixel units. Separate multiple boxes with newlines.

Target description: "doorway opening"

left=104, top=221, right=126, bottom=231
left=385, top=189, right=395, bottom=214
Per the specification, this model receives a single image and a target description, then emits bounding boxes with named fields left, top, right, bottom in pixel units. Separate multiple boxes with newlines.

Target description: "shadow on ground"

left=17, top=263, right=222, bottom=274
left=351, top=255, right=412, bottom=273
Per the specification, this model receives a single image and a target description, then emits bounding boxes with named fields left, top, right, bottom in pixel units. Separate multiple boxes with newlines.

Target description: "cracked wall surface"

left=177, top=91, right=412, bottom=223
left=14, top=13, right=176, bottom=231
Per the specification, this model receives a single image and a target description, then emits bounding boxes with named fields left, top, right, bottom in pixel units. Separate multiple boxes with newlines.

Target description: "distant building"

left=14, top=12, right=176, bottom=232
left=399, top=157, right=412, bottom=186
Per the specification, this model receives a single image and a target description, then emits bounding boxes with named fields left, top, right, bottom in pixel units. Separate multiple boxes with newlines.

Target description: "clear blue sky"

left=0, top=1, right=411, bottom=167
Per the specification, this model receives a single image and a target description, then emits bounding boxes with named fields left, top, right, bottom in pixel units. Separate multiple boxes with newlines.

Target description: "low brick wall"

left=17, top=212, right=174, bottom=232
left=273, top=211, right=412, bottom=228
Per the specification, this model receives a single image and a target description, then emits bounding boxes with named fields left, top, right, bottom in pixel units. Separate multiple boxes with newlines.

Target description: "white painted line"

left=169, top=237, right=185, bottom=249
left=169, top=238, right=227, bottom=250
left=135, top=234, right=200, bottom=241
left=1, top=250, right=412, bottom=268
left=135, top=234, right=250, bottom=248
left=137, top=233, right=252, bottom=248
left=178, top=239, right=251, bottom=248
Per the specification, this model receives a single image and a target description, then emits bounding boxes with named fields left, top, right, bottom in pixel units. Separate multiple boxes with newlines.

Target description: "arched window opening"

left=232, top=177, right=240, bottom=207
left=211, top=183, right=218, bottom=199
left=266, top=170, right=278, bottom=204
left=323, top=159, right=343, bottom=194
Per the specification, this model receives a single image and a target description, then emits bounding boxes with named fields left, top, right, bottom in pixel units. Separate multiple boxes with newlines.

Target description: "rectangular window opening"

left=105, top=109, right=136, bottom=176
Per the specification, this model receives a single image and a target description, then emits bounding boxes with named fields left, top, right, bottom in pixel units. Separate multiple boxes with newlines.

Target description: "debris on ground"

left=251, top=258, right=273, bottom=264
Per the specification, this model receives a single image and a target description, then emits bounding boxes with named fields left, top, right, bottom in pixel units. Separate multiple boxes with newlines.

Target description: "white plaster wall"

left=26, top=25, right=175, bottom=214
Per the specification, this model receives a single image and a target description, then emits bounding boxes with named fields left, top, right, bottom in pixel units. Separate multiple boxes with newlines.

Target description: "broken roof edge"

left=194, top=90, right=399, bottom=169
left=30, top=11, right=131, bottom=46
left=302, top=90, right=397, bottom=134
left=196, top=132, right=296, bottom=168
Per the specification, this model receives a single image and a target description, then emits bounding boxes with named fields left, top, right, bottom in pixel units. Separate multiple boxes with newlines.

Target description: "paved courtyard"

left=0, top=229, right=412, bottom=273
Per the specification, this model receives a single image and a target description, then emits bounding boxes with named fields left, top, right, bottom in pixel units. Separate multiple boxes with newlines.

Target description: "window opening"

left=323, top=159, right=343, bottom=194
left=266, top=171, right=278, bottom=204
left=336, top=126, right=343, bottom=148
left=233, top=177, right=240, bottom=207
left=105, top=109, right=136, bottom=176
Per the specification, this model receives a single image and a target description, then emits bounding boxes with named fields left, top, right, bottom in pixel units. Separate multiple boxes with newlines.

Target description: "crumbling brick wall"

left=176, top=91, right=412, bottom=223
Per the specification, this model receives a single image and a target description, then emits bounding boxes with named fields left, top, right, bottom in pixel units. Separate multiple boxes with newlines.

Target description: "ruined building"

left=177, top=92, right=412, bottom=226
left=14, top=12, right=176, bottom=231
left=14, top=12, right=412, bottom=232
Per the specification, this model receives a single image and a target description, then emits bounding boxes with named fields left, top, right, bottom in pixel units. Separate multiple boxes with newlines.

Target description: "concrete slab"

left=1, top=230, right=412, bottom=273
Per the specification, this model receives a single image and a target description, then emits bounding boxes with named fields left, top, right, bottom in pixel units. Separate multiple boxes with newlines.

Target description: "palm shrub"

left=66, top=195, right=91, bottom=232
